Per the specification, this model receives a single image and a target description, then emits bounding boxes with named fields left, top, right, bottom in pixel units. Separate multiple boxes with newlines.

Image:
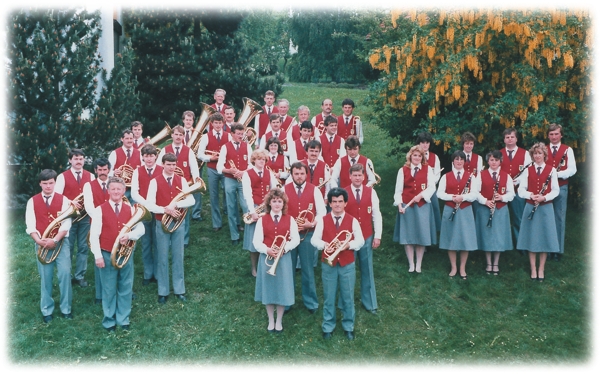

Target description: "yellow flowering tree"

left=367, top=9, right=591, bottom=163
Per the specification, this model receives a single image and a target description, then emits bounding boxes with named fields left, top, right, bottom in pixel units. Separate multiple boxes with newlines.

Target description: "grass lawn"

left=6, top=83, right=591, bottom=367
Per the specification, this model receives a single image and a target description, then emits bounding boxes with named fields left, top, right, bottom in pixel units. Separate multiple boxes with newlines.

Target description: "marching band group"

left=25, top=88, right=575, bottom=339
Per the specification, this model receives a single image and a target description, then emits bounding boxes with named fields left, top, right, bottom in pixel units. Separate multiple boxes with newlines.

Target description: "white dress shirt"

left=26, top=192, right=72, bottom=238
left=517, top=163, right=560, bottom=201
left=393, top=164, right=436, bottom=206
left=311, top=212, right=365, bottom=251
left=252, top=211, right=301, bottom=254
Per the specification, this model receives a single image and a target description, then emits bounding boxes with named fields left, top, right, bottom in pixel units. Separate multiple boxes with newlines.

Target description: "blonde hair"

left=250, top=149, right=269, bottom=164
left=404, top=145, right=428, bottom=168
left=529, top=142, right=548, bottom=162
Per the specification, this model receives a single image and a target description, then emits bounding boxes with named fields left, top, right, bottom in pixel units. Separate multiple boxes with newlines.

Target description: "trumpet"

left=110, top=203, right=152, bottom=269
left=323, top=230, right=353, bottom=267
left=228, top=160, right=243, bottom=182
left=37, top=202, right=80, bottom=264
left=237, top=97, right=263, bottom=146
left=265, top=230, right=290, bottom=276
left=242, top=203, right=268, bottom=225
left=72, top=193, right=87, bottom=224
left=161, top=178, right=207, bottom=233
left=116, top=163, right=135, bottom=187
left=296, top=204, right=315, bottom=242
left=366, top=161, right=381, bottom=187
left=316, top=168, right=331, bottom=190
left=189, top=103, right=216, bottom=153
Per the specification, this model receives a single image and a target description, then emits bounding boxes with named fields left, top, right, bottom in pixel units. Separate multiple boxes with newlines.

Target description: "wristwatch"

left=52, top=239, right=59, bottom=245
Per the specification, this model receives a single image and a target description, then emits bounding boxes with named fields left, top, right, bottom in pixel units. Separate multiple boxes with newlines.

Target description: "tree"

left=124, top=8, right=285, bottom=136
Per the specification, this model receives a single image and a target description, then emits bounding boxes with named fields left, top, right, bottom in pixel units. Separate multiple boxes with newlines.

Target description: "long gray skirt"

left=393, top=203, right=437, bottom=246
left=439, top=204, right=478, bottom=251
left=254, top=252, right=295, bottom=306
left=474, top=203, right=513, bottom=252
left=431, top=191, right=442, bottom=232
left=242, top=220, right=257, bottom=252
left=516, top=203, right=560, bottom=253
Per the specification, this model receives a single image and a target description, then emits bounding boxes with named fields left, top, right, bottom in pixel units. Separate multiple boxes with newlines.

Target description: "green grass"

left=7, top=83, right=590, bottom=365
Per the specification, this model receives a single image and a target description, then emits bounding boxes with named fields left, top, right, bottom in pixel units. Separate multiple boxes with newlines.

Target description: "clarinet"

left=555, top=151, right=568, bottom=171
left=527, top=169, right=553, bottom=220
left=449, top=173, right=473, bottom=221
left=487, top=176, right=501, bottom=227
left=513, top=162, right=533, bottom=180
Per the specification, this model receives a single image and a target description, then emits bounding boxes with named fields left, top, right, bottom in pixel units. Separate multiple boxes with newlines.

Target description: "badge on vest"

left=336, top=149, right=340, bottom=154
left=283, top=144, right=287, bottom=151
left=421, top=183, right=426, bottom=190
left=519, top=165, right=524, bottom=171
left=367, top=206, right=372, bottom=214
left=243, top=155, right=248, bottom=160
left=351, top=129, right=355, bottom=135
left=501, top=187, right=506, bottom=194
left=183, top=161, right=188, bottom=167
left=319, top=178, right=323, bottom=185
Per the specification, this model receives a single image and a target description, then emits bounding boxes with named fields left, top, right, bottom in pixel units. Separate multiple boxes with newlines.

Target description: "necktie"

left=44, top=195, right=51, bottom=208
left=114, top=203, right=120, bottom=216
left=351, top=158, right=356, bottom=165
left=355, top=188, right=361, bottom=204
left=167, top=177, right=172, bottom=187
left=258, top=171, right=262, bottom=178
left=334, top=216, right=341, bottom=230
left=537, top=167, right=541, bottom=176
left=175, top=147, right=180, bottom=157
left=216, top=132, right=221, bottom=142
left=492, top=171, right=497, bottom=183
left=457, top=171, right=461, bottom=182
left=303, top=141, right=306, bottom=148
left=274, top=214, right=279, bottom=225
left=234, top=142, right=239, bottom=151
left=76, top=171, right=81, bottom=184
left=147, top=168, right=153, bottom=177
left=309, top=164, right=315, bottom=181
left=271, top=156, right=276, bottom=163
left=345, top=117, right=349, bottom=126
left=267, top=107, right=271, bottom=115
left=329, top=136, right=333, bottom=145
left=218, top=105, right=221, bottom=112
left=185, top=130, right=190, bottom=144
left=414, top=167, right=419, bottom=177
left=297, top=184, right=302, bottom=199
left=135, top=139, right=139, bottom=147
left=102, top=182, right=107, bottom=192
left=466, top=154, right=470, bottom=163
left=126, top=149, right=131, bottom=160
left=552, top=146, right=558, bottom=157
left=508, top=149, right=514, bottom=161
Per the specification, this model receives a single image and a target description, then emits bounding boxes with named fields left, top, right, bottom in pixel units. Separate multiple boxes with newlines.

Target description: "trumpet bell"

left=147, top=123, right=173, bottom=148
left=189, top=103, right=216, bottom=153
left=237, top=97, right=264, bottom=128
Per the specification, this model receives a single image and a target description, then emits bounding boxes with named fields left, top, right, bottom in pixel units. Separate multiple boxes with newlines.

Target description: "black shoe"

left=344, top=331, right=355, bottom=340
left=238, top=225, right=244, bottom=232
left=132, top=293, right=137, bottom=300
left=42, top=315, right=53, bottom=323
left=284, top=306, right=292, bottom=315
left=121, top=324, right=130, bottom=331
left=369, top=309, right=377, bottom=315
left=538, top=277, right=545, bottom=282
left=72, top=278, right=88, bottom=288
left=175, top=294, right=187, bottom=302
left=95, top=298, right=102, bottom=305
left=232, top=239, right=239, bottom=245
left=268, top=328, right=275, bottom=334
left=62, top=313, right=73, bottom=319
left=308, top=308, right=317, bottom=314
left=531, top=276, right=537, bottom=281
left=554, top=253, right=562, bottom=262
left=192, top=216, right=203, bottom=221
left=213, top=227, right=222, bottom=232
left=158, top=296, right=167, bottom=304
left=275, top=328, right=283, bottom=334
left=322, top=332, right=333, bottom=340
left=105, top=326, right=116, bottom=332
left=143, top=278, right=151, bottom=286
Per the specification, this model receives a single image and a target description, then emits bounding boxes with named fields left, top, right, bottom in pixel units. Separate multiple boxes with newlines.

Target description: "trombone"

left=366, top=161, right=381, bottom=187
left=265, top=230, right=289, bottom=276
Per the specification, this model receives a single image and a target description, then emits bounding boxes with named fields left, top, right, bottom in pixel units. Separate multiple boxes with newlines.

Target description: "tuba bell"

left=37, top=202, right=80, bottom=264
left=323, top=230, right=353, bottom=267
left=265, top=230, right=289, bottom=276
left=237, top=97, right=263, bottom=146
left=71, top=193, right=87, bottom=224
left=110, top=203, right=152, bottom=269
left=146, top=122, right=173, bottom=149
left=189, top=103, right=216, bottom=154
left=161, top=178, right=207, bottom=233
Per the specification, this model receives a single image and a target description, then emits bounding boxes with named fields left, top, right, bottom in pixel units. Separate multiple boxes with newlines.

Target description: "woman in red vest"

left=253, top=189, right=300, bottom=333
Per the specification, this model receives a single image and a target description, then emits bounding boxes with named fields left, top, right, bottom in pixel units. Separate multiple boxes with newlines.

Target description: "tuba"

left=37, top=202, right=80, bottom=264
left=161, top=178, right=207, bottom=233
left=71, top=193, right=87, bottom=224
left=189, top=103, right=216, bottom=154
left=265, top=230, right=289, bottom=276
left=237, top=97, right=263, bottom=146
left=323, top=230, right=353, bottom=267
left=242, top=203, right=268, bottom=225
left=146, top=122, right=173, bottom=149
left=110, top=203, right=152, bottom=269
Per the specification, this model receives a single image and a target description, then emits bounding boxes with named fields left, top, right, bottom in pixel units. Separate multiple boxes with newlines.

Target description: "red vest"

left=135, top=165, right=163, bottom=200
left=301, top=159, right=327, bottom=196
left=464, top=153, right=480, bottom=176
left=164, top=144, right=192, bottom=182
left=312, top=113, right=335, bottom=138
left=293, top=138, right=309, bottom=161
left=90, top=179, right=110, bottom=208
left=444, top=171, right=473, bottom=209
left=211, top=103, right=229, bottom=114
left=546, top=144, right=570, bottom=186
left=426, top=151, right=438, bottom=168
left=267, top=153, right=285, bottom=173
left=401, top=165, right=429, bottom=207
left=480, top=170, right=508, bottom=209
left=288, top=124, right=300, bottom=141
left=61, top=169, right=92, bottom=200
left=320, top=133, right=343, bottom=168
left=280, top=115, right=294, bottom=134
left=257, top=106, right=279, bottom=138
left=114, top=147, right=142, bottom=170
left=285, top=182, right=318, bottom=231
left=336, top=115, right=358, bottom=140
left=321, top=213, right=356, bottom=267
left=33, top=193, right=65, bottom=236
left=345, top=186, right=373, bottom=238
left=99, top=201, right=133, bottom=252
left=247, top=168, right=272, bottom=205
left=526, top=164, right=553, bottom=205
left=338, top=155, right=368, bottom=188
left=261, top=214, right=292, bottom=248
left=224, top=142, right=249, bottom=179
left=153, top=174, right=183, bottom=221
left=206, top=131, right=227, bottom=170
left=264, top=130, right=288, bottom=151
left=500, top=147, right=527, bottom=179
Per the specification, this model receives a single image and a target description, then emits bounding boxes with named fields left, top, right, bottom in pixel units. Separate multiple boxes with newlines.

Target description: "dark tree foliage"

left=124, top=8, right=285, bottom=135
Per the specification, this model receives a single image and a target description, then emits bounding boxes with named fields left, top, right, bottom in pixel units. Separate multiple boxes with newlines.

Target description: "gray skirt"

left=439, top=204, right=478, bottom=251
left=431, top=191, right=442, bottom=232
left=393, top=202, right=437, bottom=246
left=516, top=203, right=560, bottom=253
left=242, top=220, right=257, bottom=252
left=254, top=252, right=295, bottom=306
left=474, top=203, right=513, bottom=252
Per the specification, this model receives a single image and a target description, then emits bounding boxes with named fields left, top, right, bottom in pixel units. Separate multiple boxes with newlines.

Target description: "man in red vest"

left=108, top=129, right=142, bottom=202
left=546, top=123, right=577, bottom=261
left=26, top=169, right=73, bottom=323
left=131, top=121, right=145, bottom=150
left=223, top=107, right=235, bottom=133
left=55, top=148, right=94, bottom=288
left=89, top=177, right=145, bottom=331
left=179, top=110, right=204, bottom=223
left=211, top=88, right=229, bottom=114
left=319, top=115, right=346, bottom=169
left=258, top=114, right=290, bottom=155
left=147, top=153, right=196, bottom=304
left=330, top=135, right=376, bottom=189
left=311, top=187, right=364, bottom=341
left=291, top=105, right=312, bottom=139
left=344, top=164, right=382, bottom=314
left=288, top=121, right=314, bottom=164
left=254, top=90, right=278, bottom=147
left=336, top=98, right=363, bottom=143
left=311, top=99, right=334, bottom=137
left=131, top=144, right=163, bottom=286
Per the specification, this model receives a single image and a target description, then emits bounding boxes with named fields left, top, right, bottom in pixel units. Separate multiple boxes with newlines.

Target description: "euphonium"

left=265, top=230, right=290, bottom=276
left=315, top=120, right=325, bottom=137
left=110, top=203, right=152, bottom=269
left=237, top=97, right=263, bottom=146
left=37, top=202, right=80, bottom=264
left=242, top=203, right=268, bottom=225
left=189, top=103, right=216, bottom=153
left=323, top=230, right=353, bottom=267
left=367, top=161, right=381, bottom=187
left=116, top=164, right=135, bottom=187
left=72, top=193, right=87, bottom=224
left=161, top=178, right=207, bottom=233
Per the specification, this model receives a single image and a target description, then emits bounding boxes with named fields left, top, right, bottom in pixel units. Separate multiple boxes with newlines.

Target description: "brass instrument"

left=487, top=177, right=501, bottom=228
left=228, top=160, right=243, bottom=182
left=237, top=97, right=263, bottom=146
left=323, top=230, right=353, bottom=267
left=351, top=116, right=360, bottom=135
left=189, top=103, right=216, bottom=153
left=366, top=161, right=381, bottom=187
left=72, top=193, right=87, bottom=224
left=198, top=149, right=220, bottom=168
left=161, top=178, right=207, bottom=233
left=266, top=166, right=283, bottom=189
left=449, top=174, right=473, bottom=221
left=146, top=122, right=173, bottom=149
left=242, top=203, right=268, bottom=225
left=37, top=202, right=80, bottom=264
left=316, top=166, right=331, bottom=190
left=110, top=203, right=152, bottom=269
left=296, top=203, right=315, bottom=242
left=315, top=120, right=325, bottom=137
left=116, top=163, right=135, bottom=187
left=265, top=230, right=290, bottom=276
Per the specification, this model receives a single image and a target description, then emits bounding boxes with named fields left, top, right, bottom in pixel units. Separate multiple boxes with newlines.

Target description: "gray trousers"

left=207, top=167, right=224, bottom=229
left=356, top=236, right=377, bottom=311
left=99, top=250, right=133, bottom=328
left=322, top=261, right=355, bottom=333
left=508, top=194, right=526, bottom=248
left=67, top=218, right=90, bottom=281
left=223, top=177, right=248, bottom=240
left=292, top=231, right=319, bottom=310
left=552, top=184, right=569, bottom=254
left=36, top=241, right=72, bottom=316
left=155, top=220, right=185, bottom=296
left=141, top=217, right=158, bottom=280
